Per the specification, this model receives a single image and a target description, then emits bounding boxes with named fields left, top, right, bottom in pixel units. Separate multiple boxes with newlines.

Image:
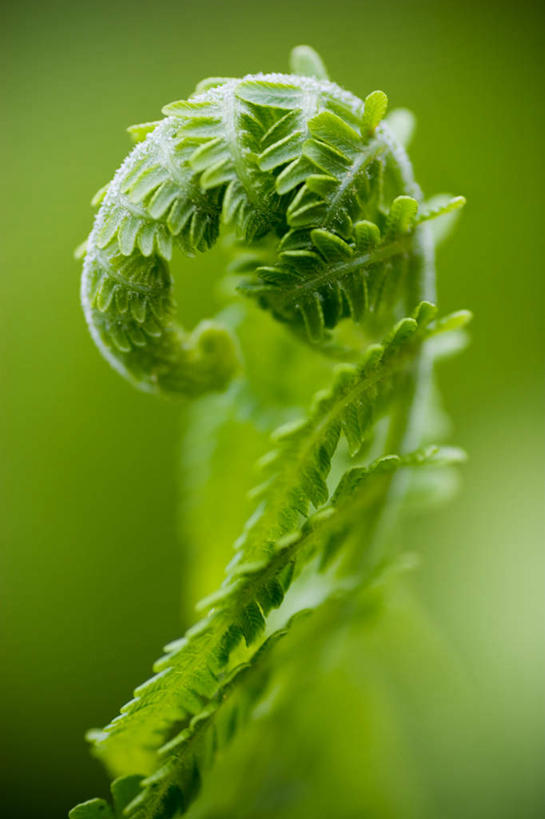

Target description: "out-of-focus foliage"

left=1, top=2, right=543, bottom=818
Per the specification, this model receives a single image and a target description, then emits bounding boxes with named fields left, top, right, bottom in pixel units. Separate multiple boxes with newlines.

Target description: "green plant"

left=72, top=46, right=470, bottom=818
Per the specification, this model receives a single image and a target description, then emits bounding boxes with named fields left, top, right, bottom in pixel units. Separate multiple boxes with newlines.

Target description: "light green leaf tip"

left=362, top=90, right=388, bottom=132
left=289, top=45, right=329, bottom=80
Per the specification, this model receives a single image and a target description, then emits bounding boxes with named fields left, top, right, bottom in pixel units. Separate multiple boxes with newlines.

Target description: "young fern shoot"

left=72, top=46, right=470, bottom=819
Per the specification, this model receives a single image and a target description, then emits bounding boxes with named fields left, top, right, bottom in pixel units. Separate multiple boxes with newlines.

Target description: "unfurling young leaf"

left=73, top=45, right=470, bottom=819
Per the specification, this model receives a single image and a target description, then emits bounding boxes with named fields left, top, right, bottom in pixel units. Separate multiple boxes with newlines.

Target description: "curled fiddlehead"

left=80, top=46, right=463, bottom=395
left=73, top=46, right=470, bottom=818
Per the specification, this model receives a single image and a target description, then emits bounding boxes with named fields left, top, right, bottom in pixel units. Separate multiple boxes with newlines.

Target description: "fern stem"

left=359, top=226, right=436, bottom=574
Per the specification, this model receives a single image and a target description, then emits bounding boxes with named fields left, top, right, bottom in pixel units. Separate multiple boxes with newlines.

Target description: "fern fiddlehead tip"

left=80, top=44, right=427, bottom=397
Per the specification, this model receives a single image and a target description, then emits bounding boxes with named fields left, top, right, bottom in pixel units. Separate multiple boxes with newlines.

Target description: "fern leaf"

left=362, top=90, right=389, bottom=134
left=286, top=110, right=384, bottom=235
left=82, top=67, right=372, bottom=396
left=238, top=214, right=418, bottom=342
left=236, top=102, right=426, bottom=343
left=73, top=437, right=463, bottom=818
left=74, top=45, right=470, bottom=819
left=231, top=302, right=440, bottom=566
left=85, top=304, right=467, bottom=780
left=81, top=47, right=431, bottom=394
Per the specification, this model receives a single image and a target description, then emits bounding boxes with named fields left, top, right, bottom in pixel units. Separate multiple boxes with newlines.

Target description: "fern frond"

left=236, top=104, right=435, bottom=342
left=230, top=300, right=441, bottom=565
left=239, top=205, right=420, bottom=341
left=74, top=440, right=463, bottom=818
left=74, top=45, right=470, bottom=819
left=82, top=47, right=440, bottom=396
left=82, top=60, right=375, bottom=396
left=83, top=304, right=468, bottom=781
left=109, top=614, right=310, bottom=819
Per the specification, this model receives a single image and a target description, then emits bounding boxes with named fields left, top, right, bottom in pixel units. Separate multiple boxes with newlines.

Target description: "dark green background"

left=2, top=0, right=543, bottom=816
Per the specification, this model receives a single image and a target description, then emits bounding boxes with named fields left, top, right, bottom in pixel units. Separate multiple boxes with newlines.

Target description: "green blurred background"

left=2, top=0, right=543, bottom=816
